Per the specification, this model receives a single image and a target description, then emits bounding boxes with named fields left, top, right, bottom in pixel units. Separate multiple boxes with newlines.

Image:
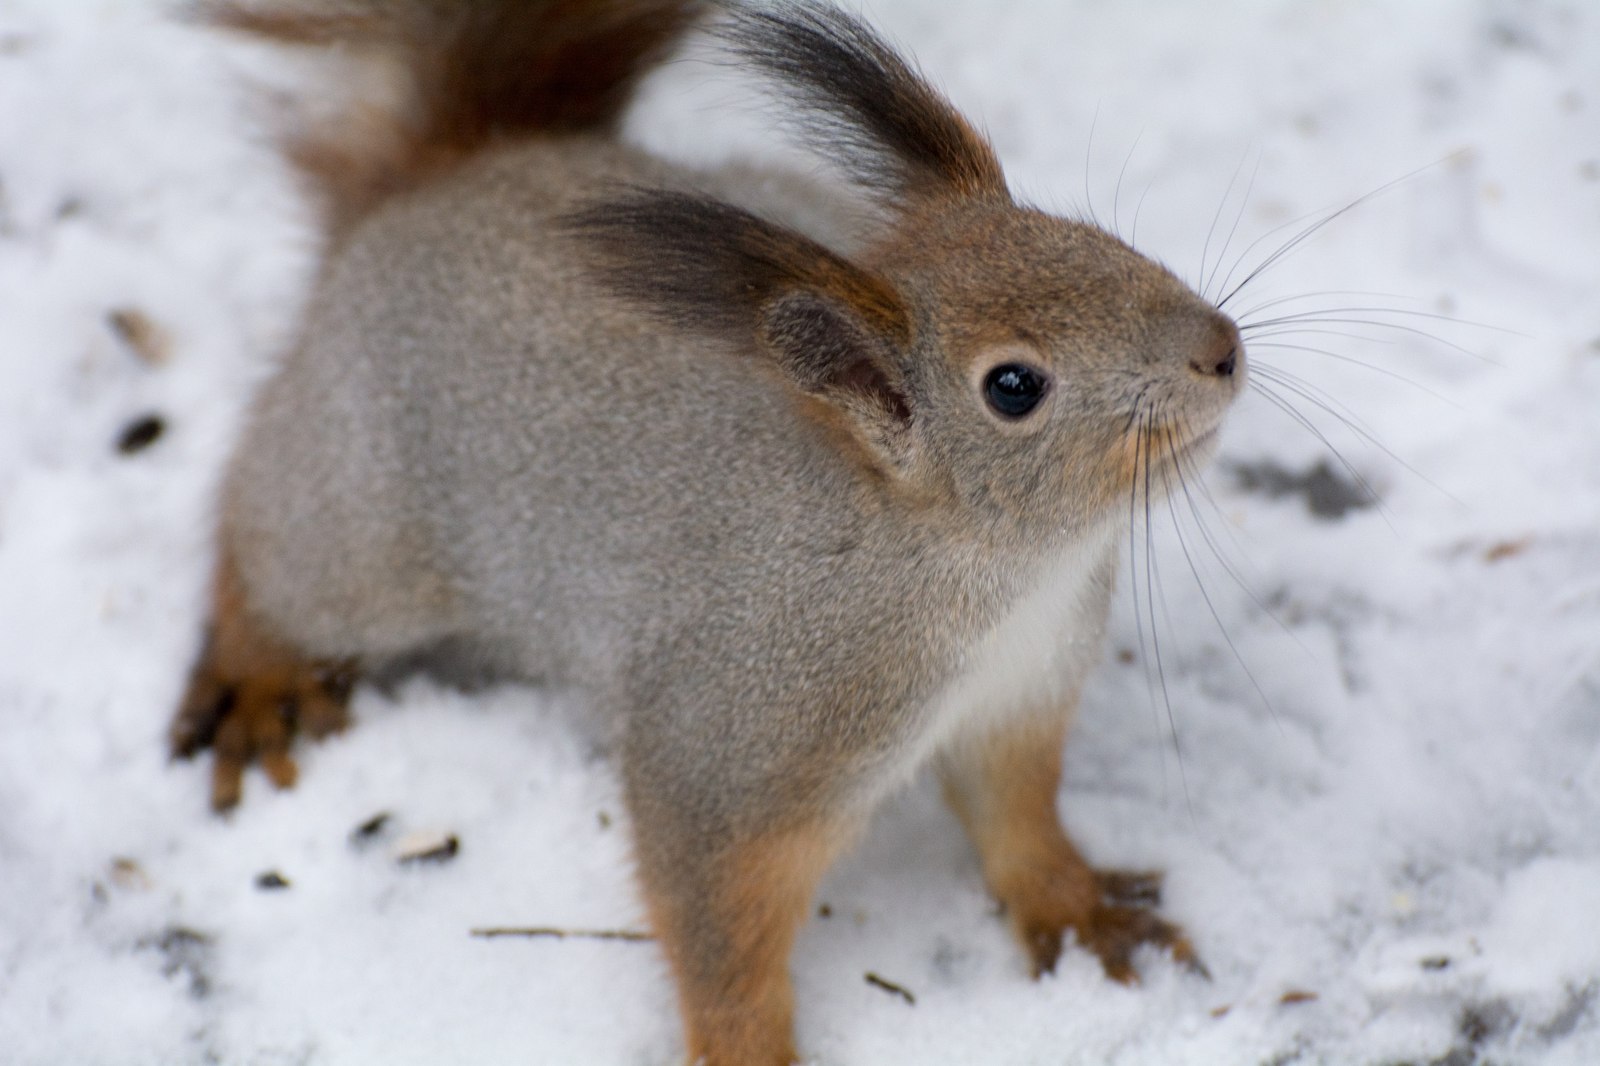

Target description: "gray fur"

left=226, top=120, right=1237, bottom=843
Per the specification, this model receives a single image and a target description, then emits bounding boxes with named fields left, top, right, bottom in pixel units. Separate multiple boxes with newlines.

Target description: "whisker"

left=1240, top=303, right=1523, bottom=340
left=1231, top=288, right=1441, bottom=325
left=1242, top=324, right=1442, bottom=370
left=1162, top=426, right=1283, bottom=732
left=1130, top=161, right=1158, bottom=251
left=1251, top=363, right=1391, bottom=441
left=1084, top=102, right=1102, bottom=229
left=1168, top=426, right=1312, bottom=655
left=1243, top=325, right=1411, bottom=345
left=1246, top=380, right=1397, bottom=531
left=1122, top=382, right=1155, bottom=434
left=1252, top=366, right=1460, bottom=504
left=1244, top=316, right=1500, bottom=366
left=1126, top=397, right=1167, bottom=799
left=1143, top=405, right=1193, bottom=816
left=1199, top=148, right=1254, bottom=302
left=1204, top=148, right=1261, bottom=303
left=1167, top=414, right=1271, bottom=592
left=1112, top=128, right=1145, bottom=242
left=1216, top=156, right=1460, bottom=310
left=1247, top=339, right=1458, bottom=404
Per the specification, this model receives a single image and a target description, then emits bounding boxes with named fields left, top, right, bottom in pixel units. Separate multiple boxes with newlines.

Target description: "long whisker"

left=1213, top=207, right=1353, bottom=311
left=1231, top=288, right=1435, bottom=324
left=1083, top=102, right=1102, bottom=228
left=1246, top=340, right=1457, bottom=403
left=1250, top=363, right=1388, bottom=442
left=1203, top=148, right=1261, bottom=303
left=1216, top=157, right=1458, bottom=310
left=1168, top=424, right=1312, bottom=654
left=1122, top=382, right=1155, bottom=434
left=1240, top=303, right=1522, bottom=340
left=1112, top=129, right=1145, bottom=242
left=1199, top=148, right=1253, bottom=301
left=1241, top=322, right=1469, bottom=377
left=1162, top=425, right=1282, bottom=732
left=1246, top=380, right=1395, bottom=530
left=1126, top=396, right=1165, bottom=797
left=1166, top=415, right=1272, bottom=601
left=1252, top=366, right=1459, bottom=503
left=1143, top=404, right=1193, bottom=815
left=1243, top=325, right=1410, bottom=346
left=1130, top=163, right=1158, bottom=250
left=1241, top=309, right=1506, bottom=363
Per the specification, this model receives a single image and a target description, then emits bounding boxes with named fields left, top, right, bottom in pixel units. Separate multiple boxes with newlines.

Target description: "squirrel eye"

left=983, top=363, right=1049, bottom=418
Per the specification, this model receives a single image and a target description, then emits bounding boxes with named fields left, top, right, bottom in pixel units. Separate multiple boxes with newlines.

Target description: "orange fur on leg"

left=940, top=711, right=1198, bottom=981
left=635, top=818, right=847, bottom=1066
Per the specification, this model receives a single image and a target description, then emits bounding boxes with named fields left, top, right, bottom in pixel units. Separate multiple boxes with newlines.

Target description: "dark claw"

left=1098, top=869, right=1164, bottom=908
left=274, top=694, right=300, bottom=733
left=171, top=685, right=233, bottom=759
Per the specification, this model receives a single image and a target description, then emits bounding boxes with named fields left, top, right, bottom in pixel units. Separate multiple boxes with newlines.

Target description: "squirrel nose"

left=1189, top=319, right=1242, bottom=379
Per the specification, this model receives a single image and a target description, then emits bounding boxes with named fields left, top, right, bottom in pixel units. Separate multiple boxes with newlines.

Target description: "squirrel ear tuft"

left=718, top=1, right=1007, bottom=204
left=565, top=187, right=916, bottom=460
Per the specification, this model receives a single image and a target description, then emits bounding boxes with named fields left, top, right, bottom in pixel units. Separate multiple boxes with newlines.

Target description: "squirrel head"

left=875, top=200, right=1241, bottom=539
left=568, top=1, right=1242, bottom=547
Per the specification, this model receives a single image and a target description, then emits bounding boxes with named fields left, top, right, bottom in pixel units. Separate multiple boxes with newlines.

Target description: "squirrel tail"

left=203, top=0, right=706, bottom=232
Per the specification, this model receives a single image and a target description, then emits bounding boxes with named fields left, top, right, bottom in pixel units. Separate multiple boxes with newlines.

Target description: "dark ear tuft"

left=564, top=187, right=913, bottom=423
left=564, top=187, right=910, bottom=342
left=718, top=0, right=1007, bottom=203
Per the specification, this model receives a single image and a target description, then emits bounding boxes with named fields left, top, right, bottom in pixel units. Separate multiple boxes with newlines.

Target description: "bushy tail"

left=203, top=0, right=705, bottom=231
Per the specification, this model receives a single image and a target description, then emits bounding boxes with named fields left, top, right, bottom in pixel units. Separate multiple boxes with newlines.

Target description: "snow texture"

left=2, top=0, right=1598, bottom=1063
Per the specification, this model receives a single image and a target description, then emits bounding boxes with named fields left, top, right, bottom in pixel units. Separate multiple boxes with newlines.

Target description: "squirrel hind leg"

left=171, top=554, right=357, bottom=812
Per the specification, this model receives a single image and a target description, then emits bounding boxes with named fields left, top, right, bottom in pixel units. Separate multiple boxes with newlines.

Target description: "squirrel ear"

left=758, top=290, right=911, bottom=424
left=565, top=187, right=917, bottom=465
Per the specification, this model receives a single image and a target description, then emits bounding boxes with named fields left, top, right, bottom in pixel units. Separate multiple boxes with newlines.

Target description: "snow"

left=2, top=0, right=1598, bottom=1063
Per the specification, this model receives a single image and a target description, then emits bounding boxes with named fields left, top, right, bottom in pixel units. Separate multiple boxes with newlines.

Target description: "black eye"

left=983, top=363, right=1049, bottom=418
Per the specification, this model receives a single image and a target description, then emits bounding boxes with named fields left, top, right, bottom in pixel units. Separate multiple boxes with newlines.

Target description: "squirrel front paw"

left=1011, top=868, right=1205, bottom=982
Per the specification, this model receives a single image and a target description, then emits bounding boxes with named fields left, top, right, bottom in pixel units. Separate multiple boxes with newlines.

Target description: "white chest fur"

left=884, top=523, right=1120, bottom=796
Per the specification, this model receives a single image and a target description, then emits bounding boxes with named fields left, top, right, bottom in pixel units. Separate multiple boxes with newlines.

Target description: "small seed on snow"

left=349, top=811, right=392, bottom=848
left=109, top=857, right=152, bottom=891
left=107, top=308, right=172, bottom=366
left=394, top=831, right=460, bottom=866
left=117, top=414, right=165, bottom=455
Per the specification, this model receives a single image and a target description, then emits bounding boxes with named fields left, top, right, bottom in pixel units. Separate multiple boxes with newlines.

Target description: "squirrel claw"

left=1018, top=875, right=1200, bottom=983
left=1072, top=904, right=1200, bottom=985
left=1097, top=869, right=1165, bottom=908
left=187, top=671, right=352, bottom=812
left=171, top=604, right=354, bottom=812
left=170, top=660, right=229, bottom=760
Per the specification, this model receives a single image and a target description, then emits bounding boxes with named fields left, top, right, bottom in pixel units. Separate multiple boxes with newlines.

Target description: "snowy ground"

left=2, top=1, right=1598, bottom=1063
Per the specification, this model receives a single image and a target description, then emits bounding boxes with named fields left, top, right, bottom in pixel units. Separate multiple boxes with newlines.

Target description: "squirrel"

left=173, top=2, right=1244, bottom=1063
